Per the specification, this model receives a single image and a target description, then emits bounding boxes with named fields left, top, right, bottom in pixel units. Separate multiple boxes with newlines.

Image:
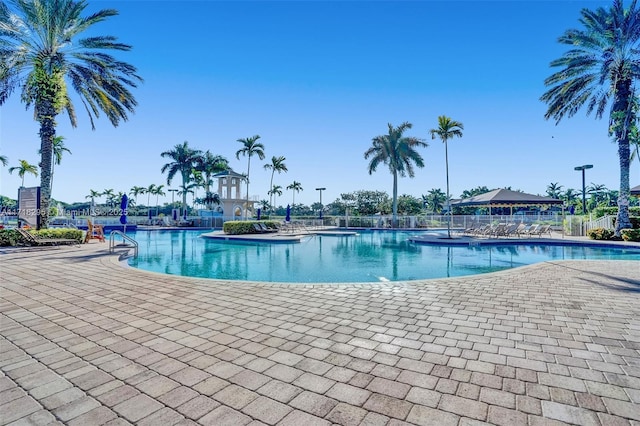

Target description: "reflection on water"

left=127, top=230, right=640, bottom=283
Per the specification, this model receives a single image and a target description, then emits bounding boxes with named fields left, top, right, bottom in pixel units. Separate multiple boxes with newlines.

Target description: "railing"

left=109, top=231, right=138, bottom=258
left=584, top=215, right=615, bottom=234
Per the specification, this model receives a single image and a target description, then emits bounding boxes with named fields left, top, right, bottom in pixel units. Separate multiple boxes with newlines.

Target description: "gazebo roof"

left=212, top=169, right=246, bottom=180
left=631, top=184, right=640, bottom=196
left=451, top=188, right=563, bottom=207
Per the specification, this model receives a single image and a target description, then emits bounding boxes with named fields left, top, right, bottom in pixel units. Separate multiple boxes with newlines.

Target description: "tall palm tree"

left=38, top=135, right=71, bottom=197
left=287, top=181, right=303, bottom=212
left=541, top=0, right=639, bottom=234
left=161, top=142, right=202, bottom=212
left=546, top=182, right=564, bottom=199
left=429, top=116, right=464, bottom=237
left=102, top=188, right=115, bottom=208
left=145, top=184, right=156, bottom=209
left=0, top=154, right=8, bottom=167
left=236, top=135, right=265, bottom=219
left=264, top=156, right=287, bottom=218
left=153, top=184, right=166, bottom=212
left=365, top=122, right=428, bottom=228
left=9, top=159, right=38, bottom=187
left=0, top=0, right=142, bottom=228
left=196, top=151, right=229, bottom=196
left=269, top=185, right=283, bottom=214
left=130, top=186, right=146, bottom=206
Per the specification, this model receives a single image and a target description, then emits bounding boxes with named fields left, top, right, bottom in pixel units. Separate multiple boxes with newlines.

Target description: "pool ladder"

left=109, top=231, right=138, bottom=258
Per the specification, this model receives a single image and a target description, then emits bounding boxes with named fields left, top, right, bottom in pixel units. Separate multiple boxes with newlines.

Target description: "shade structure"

left=119, top=195, right=128, bottom=225
left=450, top=188, right=563, bottom=209
left=256, top=208, right=261, bottom=220
left=285, top=205, right=291, bottom=222
left=631, top=184, right=640, bottom=197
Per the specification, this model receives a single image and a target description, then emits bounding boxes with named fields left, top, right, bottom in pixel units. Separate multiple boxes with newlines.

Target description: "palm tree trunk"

left=444, top=138, right=452, bottom=238
left=37, top=104, right=56, bottom=230
left=245, top=159, right=251, bottom=220
left=392, top=171, right=398, bottom=228
left=268, top=172, right=275, bottom=219
left=612, top=82, right=633, bottom=235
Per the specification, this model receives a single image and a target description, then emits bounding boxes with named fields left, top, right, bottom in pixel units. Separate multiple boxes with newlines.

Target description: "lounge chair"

left=528, top=224, right=552, bottom=237
left=85, top=219, right=105, bottom=243
left=17, top=228, right=79, bottom=246
left=258, top=223, right=278, bottom=233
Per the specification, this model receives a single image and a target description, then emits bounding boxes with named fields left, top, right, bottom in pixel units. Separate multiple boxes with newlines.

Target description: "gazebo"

left=631, top=184, right=640, bottom=197
left=450, top=188, right=563, bottom=215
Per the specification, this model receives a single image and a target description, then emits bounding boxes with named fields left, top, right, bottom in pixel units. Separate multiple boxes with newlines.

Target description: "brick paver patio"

left=1, top=242, right=638, bottom=425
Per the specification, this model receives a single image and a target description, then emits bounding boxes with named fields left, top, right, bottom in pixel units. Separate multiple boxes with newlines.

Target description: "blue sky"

left=2, top=0, right=638, bottom=208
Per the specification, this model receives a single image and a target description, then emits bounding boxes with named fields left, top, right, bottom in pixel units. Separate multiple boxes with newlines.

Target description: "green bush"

left=32, top=229, right=83, bottom=242
left=593, top=206, right=640, bottom=219
left=621, top=228, right=640, bottom=242
left=222, top=221, right=280, bottom=235
left=612, top=217, right=640, bottom=229
left=587, top=228, right=616, bottom=240
left=0, top=229, right=23, bottom=246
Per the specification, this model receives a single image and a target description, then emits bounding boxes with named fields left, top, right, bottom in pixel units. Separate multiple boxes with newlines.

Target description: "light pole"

left=316, top=187, right=326, bottom=219
left=574, top=164, right=593, bottom=215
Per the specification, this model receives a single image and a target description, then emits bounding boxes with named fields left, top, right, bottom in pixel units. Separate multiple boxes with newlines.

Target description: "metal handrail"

left=109, top=230, right=138, bottom=258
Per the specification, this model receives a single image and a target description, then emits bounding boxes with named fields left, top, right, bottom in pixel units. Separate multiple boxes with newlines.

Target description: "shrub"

left=612, top=217, right=640, bottom=229
left=587, top=228, right=616, bottom=240
left=593, top=206, right=640, bottom=219
left=222, top=221, right=280, bottom=235
left=0, top=229, right=23, bottom=246
left=621, top=228, right=640, bottom=242
left=32, top=229, right=83, bottom=242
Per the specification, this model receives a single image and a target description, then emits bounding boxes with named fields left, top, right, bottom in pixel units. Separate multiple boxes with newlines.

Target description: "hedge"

left=222, top=221, right=280, bottom=235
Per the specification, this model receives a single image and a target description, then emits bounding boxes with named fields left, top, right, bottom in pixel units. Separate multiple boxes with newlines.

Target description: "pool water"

left=126, top=230, right=640, bottom=283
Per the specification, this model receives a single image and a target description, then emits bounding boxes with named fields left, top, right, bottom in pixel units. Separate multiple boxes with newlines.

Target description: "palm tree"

left=541, top=0, right=639, bottom=235
left=0, top=154, right=8, bottom=167
left=130, top=186, right=146, bottom=207
left=153, top=184, right=166, bottom=212
left=161, top=142, right=202, bottom=212
left=85, top=189, right=101, bottom=211
left=196, top=151, right=229, bottom=197
left=287, top=181, right=303, bottom=212
left=9, top=159, right=38, bottom=187
left=425, top=188, right=447, bottom=213
left=546, top=182, right=564, bottom=199
left=145, top=184, right=156, bottom=209
left=365, top=122, right=428, bottom=228
left=102, top=188, right=115, bottom=208
left=38, top=136, right=71, bottom=197
left=264, top=156, right=288, bottom=218
left=429, top=116, right=464, bottom=237
left=269, top=185, right=283, bottom=214
left=0, top=1, right=142, bottom=228
left=236, top=135, right=265, bottom=219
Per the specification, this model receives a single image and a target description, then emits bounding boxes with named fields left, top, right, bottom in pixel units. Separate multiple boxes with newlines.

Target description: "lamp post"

left=574, top=164, right=593, bottom=215
left=316, top=187, right=326, bottom=219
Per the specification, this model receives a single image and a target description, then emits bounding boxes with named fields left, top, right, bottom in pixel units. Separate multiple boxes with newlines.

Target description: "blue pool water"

left=126, top=230, right=640, bottom=283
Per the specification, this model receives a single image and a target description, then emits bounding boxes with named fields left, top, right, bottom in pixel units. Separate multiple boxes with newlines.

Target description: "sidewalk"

left=1, top=242, right=638, bottom=425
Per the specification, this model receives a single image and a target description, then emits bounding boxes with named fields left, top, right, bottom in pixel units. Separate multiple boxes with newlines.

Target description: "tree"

left=9, top=159, right=38, bottom=187
left=196, top=151, right=228, bottom=198
left=0, top=0, right=142, bottom=228
left=287, top=181, right=303, bottom=212
left=130, top=186, right=146, bottom=206
left=424, top=188, right=447, bottom=213
left=364, top=122, right=428, bottom=227
left=429, top=115, right=464, bottom=237
left=152, top=184, right=166, bottom=211
left=236, top=135, right=265, bottom=219
left=145, top=184, right=156, bottom=208
left=546, top=182, right=564, bottom=199
left=268, top=185, right=283, bottom=214
left=85, top=189, right=101, bottom=214
left=264, top=156, right=287, bottom=218
left=540, top=0, right=639, bottom=235
left=38, top=135, right=71, bottom=198
left=0, top=154, right=8, bottom=167
left=102, top=188, right=115, bottom=208
left=161, top=142, right=202, bottom=212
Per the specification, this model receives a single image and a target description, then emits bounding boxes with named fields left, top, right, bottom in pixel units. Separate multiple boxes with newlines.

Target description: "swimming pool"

left=126, top=230, right=640, bottom=283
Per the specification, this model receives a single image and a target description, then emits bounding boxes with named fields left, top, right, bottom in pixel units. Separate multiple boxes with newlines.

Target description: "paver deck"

left=1, top=241, right=638, bottom=425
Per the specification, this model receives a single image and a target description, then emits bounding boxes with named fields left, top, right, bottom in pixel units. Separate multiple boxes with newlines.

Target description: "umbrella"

left=285, top=205, right=291, bottom=222
left=119, top=195, right=128, bottom=225
left=257, top=208, right=261, bottom=220
left=172, top=209, right=178, bottom=222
